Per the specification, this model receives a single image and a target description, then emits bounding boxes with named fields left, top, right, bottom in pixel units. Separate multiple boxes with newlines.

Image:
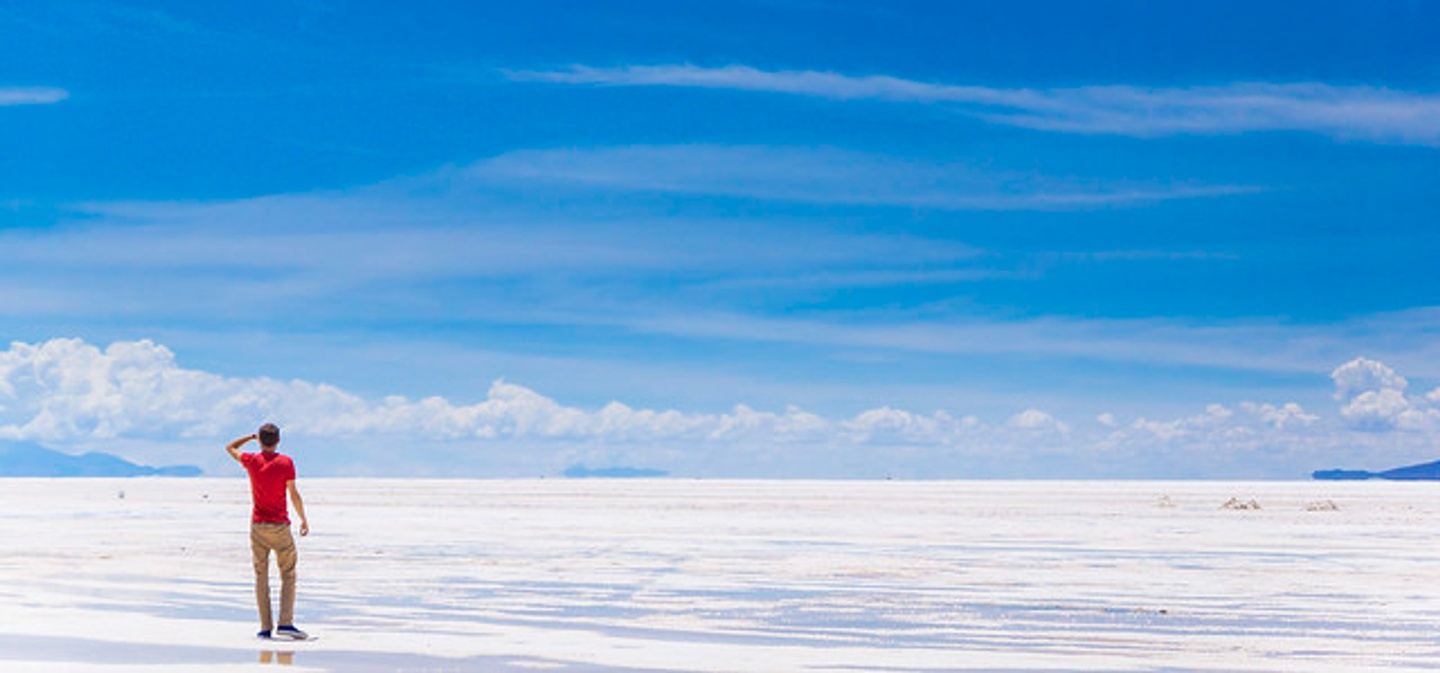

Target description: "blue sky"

left=2, top=1, right=1439, bottom=477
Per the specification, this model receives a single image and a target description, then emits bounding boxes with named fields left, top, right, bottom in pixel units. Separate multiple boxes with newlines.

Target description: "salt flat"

left=0, top=478, right=1435, bottom=672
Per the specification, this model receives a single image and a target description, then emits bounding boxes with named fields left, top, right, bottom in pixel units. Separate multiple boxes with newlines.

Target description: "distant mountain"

left=562, top=464, right=669, bottom=478
left=1313, top=458, right=1440, bottom=481
left=0, top=441, right=202, bottom=477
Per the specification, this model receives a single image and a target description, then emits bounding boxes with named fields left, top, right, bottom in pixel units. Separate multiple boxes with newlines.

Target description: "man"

left=226, top=423, right=310, bottom=640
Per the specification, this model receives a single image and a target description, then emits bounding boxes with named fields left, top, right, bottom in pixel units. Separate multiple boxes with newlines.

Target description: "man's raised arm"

left=225, top=433, right=257, bottom=464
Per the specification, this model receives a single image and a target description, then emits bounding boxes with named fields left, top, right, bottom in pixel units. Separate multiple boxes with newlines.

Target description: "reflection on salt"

left=259, top=649, right=295, bottom=665
left=4, top=478, right=1439, bottom=672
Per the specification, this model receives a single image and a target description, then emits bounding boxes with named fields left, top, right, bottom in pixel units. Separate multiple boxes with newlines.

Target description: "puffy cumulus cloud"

left=1007, top=408, right=1069, bottom=433
left=1338, top=389, right=1405, bottom=430
left=1126, top=404, right=1241, bottom=442
left=1240, top=402, right=1319, bottom=430
left=5, top=339, right=1437, bottom=478
left=0, top=339, right=815, bottom=445
left=1331, top=357, right=1407, bottom=400
left=703, top=404, right=831, bottom=443
left=1329, top=357, right=1439, bottom=431
left=1093, top=356, right=1438, bottom=460
left=0, top=338, right=1017, bottom=451
left=1119, top=402, right=1323, bottom=446
left=0, top=338, right=273, bottom=440
left=841, top=407, right=982, bottom=444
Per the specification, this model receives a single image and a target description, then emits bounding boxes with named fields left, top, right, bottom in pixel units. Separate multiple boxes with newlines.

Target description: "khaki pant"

left=250, top=523, right=297, bottom=630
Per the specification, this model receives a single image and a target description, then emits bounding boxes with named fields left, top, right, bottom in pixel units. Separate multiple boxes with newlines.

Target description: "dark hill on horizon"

left=0, top=441, right=202, bottom=477
left=1313, top=458, right=1440, bottom=481
left=563, top=464, right=669, bottom=478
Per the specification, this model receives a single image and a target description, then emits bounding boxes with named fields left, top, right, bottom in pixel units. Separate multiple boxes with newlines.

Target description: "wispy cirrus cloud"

left=588, top=306, right=1440, bottom=381
left=1, top=2, right=196, bottom=37
left=470, top=145, right=1255, bottom=209
left=0, top=158, right=994, bottom=321
left=0, top=152, right=1413, bottom=381
left=508, top=64, right=1440, bottom=146
left=0, top=86, right=68, bottom=106
left=12, top=141, right=1237, bottom=310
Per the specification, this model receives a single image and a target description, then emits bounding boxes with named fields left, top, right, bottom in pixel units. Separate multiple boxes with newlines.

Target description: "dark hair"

left=258, top=423, right=281, bottom=448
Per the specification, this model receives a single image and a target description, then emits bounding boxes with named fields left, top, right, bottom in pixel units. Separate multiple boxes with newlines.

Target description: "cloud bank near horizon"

left=1, top=338, right=1436, bottom=478
left=510, top=65, right=1440, bottom=146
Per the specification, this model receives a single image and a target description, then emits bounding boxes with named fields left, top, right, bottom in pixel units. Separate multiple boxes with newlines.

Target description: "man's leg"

left=250, top=524, right=274, bottom=632
left=274, top=527, right=298, bottom=627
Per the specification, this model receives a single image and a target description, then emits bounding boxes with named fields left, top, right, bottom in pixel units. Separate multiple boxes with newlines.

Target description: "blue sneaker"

left=275, top=625, right=309, bottom=640
left=256, top=629, right=272, bottom=639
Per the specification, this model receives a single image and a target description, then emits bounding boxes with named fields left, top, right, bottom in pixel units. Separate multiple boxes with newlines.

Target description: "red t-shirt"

left=241, top=451, right=296, bottom=524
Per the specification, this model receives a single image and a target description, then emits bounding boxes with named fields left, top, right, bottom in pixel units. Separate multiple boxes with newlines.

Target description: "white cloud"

left=1127, top=404, right=1237, bottom=442
left=1007, top=408, right=1069, bottom=433
left=1331, top=356, right=1408, bottom=399
left=470, top=145, right=1252, bottom=210
left=1241, top=402, right=1318, bottom=430
left=0, top=86, right=68, bottom=106
left=841, top=406, right=982, bottom=445
left=619, top=308, right=1440, bottom=380
left=1329, top=357, right=1439, bottom=431
left=1339, top=388, right=1411, bottom=430
left=511, top=65, right=1440, bottom=146
left=7, top=153, right=1435, bottom=382
left=14, top=194, right=1440, bottom=379
left=2, top=338, right=1438, bottom=478
left=0, top=172, right=991, bottom=322
left=1120, top=402, right=1326, bottom=446
left=0, top=338, right=1000, bottom=450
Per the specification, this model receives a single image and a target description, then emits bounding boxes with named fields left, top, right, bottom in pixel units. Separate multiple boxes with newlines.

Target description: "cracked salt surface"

left=0, top=478, right=1435, bottom=672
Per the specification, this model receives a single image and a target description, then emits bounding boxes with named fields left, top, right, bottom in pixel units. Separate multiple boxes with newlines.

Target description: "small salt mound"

left=1156, top=495, right=1176, bottom=508
left=1304, top=499, right=1340, bottom=512
left=1220, top=497, right=1261, bottom=511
